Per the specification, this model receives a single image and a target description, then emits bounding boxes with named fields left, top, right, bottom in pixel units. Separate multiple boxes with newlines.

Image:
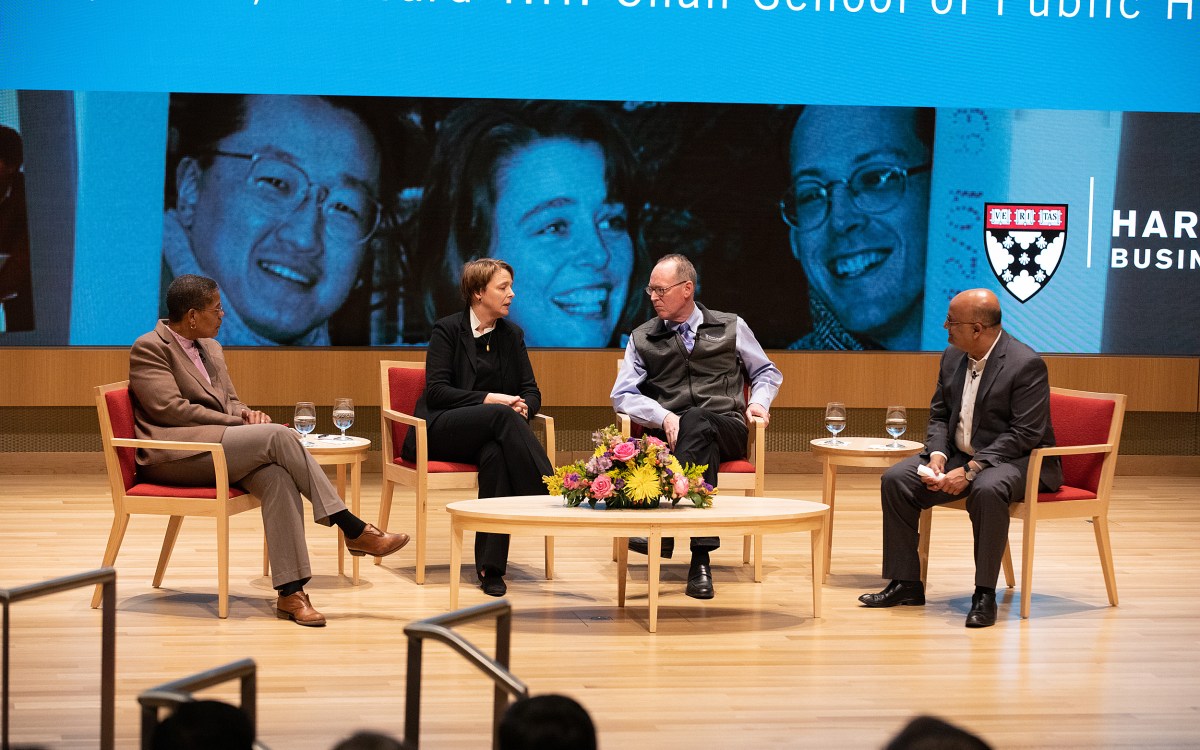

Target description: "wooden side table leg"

left=336, top=463, right=348, bottom=578
left=350, top=458, right=362, bottom=585
left=822, top=459, right=838, bottom=583
left=449, top=521, right=463, bottom=610
left=648, top=528, right=661, bottom=633
left=753, top=533, right=764, bottom=583
left=616, top=537, right=628, bottom=607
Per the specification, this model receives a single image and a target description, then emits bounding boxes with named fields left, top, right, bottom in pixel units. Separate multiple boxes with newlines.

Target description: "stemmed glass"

left=294, top=401, right=317, bottom=446
left=824, top=401, right=847, bottom=446
left=885, top=405, right=908, bottom=449
left=332, top=397, right=355, bottom=441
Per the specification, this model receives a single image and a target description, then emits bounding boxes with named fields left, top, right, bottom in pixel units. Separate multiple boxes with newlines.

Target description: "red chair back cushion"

left=1050, top=392, right=1116, bottom=493
left=387, top=366, right=426, bottom=460
left=104, top=388, right=138, bottom=491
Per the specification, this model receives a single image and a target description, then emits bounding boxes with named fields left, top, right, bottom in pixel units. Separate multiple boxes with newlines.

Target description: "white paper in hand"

left=916, top=464, right=945, bottom=481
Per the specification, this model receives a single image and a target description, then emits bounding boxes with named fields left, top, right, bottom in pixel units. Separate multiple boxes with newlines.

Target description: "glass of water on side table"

left=824, top=401, right=847, bottom=445
left=294, top=401, right=317, bottom=446
left=332, top=397, right=355, bottom=441
left=884, top=405, right=907, bottom=449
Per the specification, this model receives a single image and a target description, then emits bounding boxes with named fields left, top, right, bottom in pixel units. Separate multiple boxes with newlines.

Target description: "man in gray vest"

left=611, top=254, right=782, bottom=599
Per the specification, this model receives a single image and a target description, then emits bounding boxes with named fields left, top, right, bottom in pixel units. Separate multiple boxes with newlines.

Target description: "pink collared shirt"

left=166, top=325, right=212, bottom=387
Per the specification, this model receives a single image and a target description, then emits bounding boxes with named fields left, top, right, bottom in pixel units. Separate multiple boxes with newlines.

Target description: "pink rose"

left=611, top=440, right=639, bottom=463
left=645, top=436, right=667, bottom=449
left=590, top=473, right=615, bottom=499
left=672, top=473, right=690, bottom=498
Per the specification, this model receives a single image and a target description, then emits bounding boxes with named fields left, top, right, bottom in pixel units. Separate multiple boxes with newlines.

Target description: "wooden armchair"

left=918, top=387, right=1126, bottom=618
left=376, top=360, right=557, bottom=584
left=91, top=382, right=264, bottom=619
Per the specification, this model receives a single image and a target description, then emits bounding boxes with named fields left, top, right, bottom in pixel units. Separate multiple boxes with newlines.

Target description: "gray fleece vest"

left=630, top=304, right=746, bottom=420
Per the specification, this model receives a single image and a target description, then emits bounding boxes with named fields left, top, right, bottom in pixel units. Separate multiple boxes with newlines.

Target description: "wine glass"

left=294, top=401, right=317, bottom=446
left=824, top=401, right=847, bottom=446
left=885, top=405, right=908, bottom=449
left=332, top=397, right=355, bottom=441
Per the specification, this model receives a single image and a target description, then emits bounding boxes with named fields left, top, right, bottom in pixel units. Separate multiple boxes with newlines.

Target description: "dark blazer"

left=401, top=311, right=542, bottom=460
left=923, top=330, right=1062, bottom=490
left=128, top=320, right=247, bottom=466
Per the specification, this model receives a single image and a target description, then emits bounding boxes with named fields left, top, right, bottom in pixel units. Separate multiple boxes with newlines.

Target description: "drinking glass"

left=294, top=401, right=317, bottom=446
left=885, top=405, right=907, bottom=449
left=824, top=401, right=847, bottom=446
left=332, top=397, right=355, bottom=441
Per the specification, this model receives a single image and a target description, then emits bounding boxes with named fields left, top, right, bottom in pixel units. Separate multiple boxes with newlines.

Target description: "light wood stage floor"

left=2, top=474, right=1197, bottom=749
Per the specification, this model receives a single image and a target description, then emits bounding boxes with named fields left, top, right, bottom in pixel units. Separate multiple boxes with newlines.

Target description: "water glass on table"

left=824, top=401, right=847, bottom=446
left=332, top=397, right=355, bottom=441
left=294, top=401, right=317, bottom=446
left=885, top=405, right=907, bottom=449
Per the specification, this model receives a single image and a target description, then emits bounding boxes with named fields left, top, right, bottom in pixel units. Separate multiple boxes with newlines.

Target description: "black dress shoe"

left=686, top=562, right=715, bottom=600
left=480, top=572, right=507, bottom=598
left=965, top=591, right=997, bottom=628
left=858, top=580, right=926, bottom=608
left=628, top=537, right=674, bottom=559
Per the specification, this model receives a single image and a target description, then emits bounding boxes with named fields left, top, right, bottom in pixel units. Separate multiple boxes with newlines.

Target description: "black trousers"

left=880, top=452, right=1048, bottom=588
left=644, top=407, right=748, bottom=553
left=427, top=404, right=553, bottom=576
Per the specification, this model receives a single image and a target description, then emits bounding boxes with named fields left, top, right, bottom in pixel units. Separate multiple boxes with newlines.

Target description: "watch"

left=964, top=464, right=978, bottom=482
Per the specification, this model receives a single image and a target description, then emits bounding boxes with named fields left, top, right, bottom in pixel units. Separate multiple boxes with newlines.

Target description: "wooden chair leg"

left=917, top=508, right=933, bottom=584
left=1019, top=516, right=1037, bottom=619
left=742, top=535, right=752, bottom=565
left=612, top=538, right=620, bottom=562
left=544, top=537, right=554, bottom=580
left=374, top=480, right=395, bottom=566
left=91, top=514, right=130, bottom=608
left=1093, top=514, right=1119, bottom=607
left=217, top=513, right=230, bottom=619
left=1001, top=541, right=1016, bottom=589
left=152, top=516, right=184, bottom=588
left=263, top=537, right=270, bottom=578
left=415, top=488, right=428, bottom=585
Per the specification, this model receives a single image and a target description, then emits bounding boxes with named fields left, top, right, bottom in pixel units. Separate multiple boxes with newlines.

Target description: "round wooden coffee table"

left=809, top=436, right=923, bottom=580
left=446, top=495, right=829, bottom=633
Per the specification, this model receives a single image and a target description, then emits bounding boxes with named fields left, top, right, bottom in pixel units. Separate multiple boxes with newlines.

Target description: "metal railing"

left=137, top=658, right=259, bottom=750
left=1, top=568, right=117, bottom=750
left=403, top=600, right=528, bottom=750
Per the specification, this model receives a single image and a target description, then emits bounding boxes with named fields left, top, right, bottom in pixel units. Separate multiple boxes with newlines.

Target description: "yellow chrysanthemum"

left=623, top=462, right=662, bottom=503
left=666, top=456, right=684, bottom=475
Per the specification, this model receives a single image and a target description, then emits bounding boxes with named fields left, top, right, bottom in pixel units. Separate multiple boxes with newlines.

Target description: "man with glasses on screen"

left=782, top=105, right=933, bottom=351
left=611, top=254, right=782, bottom=600
left=163, top=94, right=392, bottom=346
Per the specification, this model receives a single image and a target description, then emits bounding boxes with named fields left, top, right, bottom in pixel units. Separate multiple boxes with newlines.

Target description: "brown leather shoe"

left=346, top=523, right=410, bottom=558
left=276, top=591, right=326, bottom=627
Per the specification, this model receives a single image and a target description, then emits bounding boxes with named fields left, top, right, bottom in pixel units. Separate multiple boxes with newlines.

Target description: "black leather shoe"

left=480, top=572, right=507, bottom=598
left=965, top=591, right=997, bottom=628
left=858, top=580, right=926, bottom=608
left=686, top=562, right=715, bottom=600
left=628, top=537, right=674, bottom=559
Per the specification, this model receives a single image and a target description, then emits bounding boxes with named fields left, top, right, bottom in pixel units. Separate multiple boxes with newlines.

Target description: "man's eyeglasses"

left=207, top=151, right=381, bottom=245
left=944, top=317, right=997, bottom=329
left=780, top=162, right=931, bottom=232
left=644, top=280, right=688, bottom=298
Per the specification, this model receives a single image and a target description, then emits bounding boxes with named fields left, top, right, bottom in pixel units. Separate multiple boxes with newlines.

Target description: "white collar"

left=469, top=308, right=496, bottom=338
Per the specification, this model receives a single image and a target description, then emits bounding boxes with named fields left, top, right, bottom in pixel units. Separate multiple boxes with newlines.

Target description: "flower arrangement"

left=543, top=425, right=716, bottom=509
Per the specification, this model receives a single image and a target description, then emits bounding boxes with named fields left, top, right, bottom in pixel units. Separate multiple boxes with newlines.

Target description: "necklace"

left=478, top=330, right=493, bottom=352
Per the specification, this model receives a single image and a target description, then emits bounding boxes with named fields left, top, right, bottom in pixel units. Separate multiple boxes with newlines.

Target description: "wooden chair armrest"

left=616, top=412, right=632, bottom=438
left=380, top=407, right=425, bottom=429
left=110, top=437, right=225, bottom=454
left=532, top=413, right=556, bottom=463
left=1031, top=443, right=1113, bottom=458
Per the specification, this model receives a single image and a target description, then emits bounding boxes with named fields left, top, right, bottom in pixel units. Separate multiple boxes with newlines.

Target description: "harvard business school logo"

left=984, top=203, right=1067, bottom=303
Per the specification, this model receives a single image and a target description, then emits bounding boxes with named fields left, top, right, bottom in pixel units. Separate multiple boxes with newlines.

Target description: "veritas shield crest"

left=984, top=203, right=1067, bottom=303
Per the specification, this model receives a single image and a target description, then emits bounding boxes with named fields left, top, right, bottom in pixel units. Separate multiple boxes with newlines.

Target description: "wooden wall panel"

left=3, top=348, right=1197, bottom=411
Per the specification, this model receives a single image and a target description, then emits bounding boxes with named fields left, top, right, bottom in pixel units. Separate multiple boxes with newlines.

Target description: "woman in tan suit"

left=129, top=274, right=410, bottom=626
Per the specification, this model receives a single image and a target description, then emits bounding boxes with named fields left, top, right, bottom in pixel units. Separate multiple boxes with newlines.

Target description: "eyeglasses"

left=780, top=162, right=931, bottom=232
left=198, top=305, right=224, bottom=316
left=944, top=317, right=997, bottom=329
left=207, top=151, right=381, bottom=245
left=644, top=280, right=688, bottom=298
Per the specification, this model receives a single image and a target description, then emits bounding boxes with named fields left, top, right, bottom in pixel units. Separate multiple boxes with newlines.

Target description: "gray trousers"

left=138, top=423, right=347, bottom=587
left=880, top=453, right=1033, bottom=588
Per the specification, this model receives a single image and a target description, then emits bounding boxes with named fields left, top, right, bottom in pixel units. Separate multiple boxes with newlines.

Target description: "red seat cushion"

left=718, top=459, right=755, bottom=474
left=127, top=483, right=250, bottom=499
left=1050, top=392, right=1116, bottom=494
left=1035, top=485, right=1098, bottom=503
left=394, top=457, right=478, bottom=473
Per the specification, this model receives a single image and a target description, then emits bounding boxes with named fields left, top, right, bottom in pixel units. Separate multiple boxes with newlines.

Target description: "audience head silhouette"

left=151, top=699, right=254, bottom=750
left=498, top=694, right=597, bottom=750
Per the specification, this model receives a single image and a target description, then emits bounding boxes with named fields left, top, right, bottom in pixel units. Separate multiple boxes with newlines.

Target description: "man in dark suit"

left=859, top=288, right=1061, bottom=628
